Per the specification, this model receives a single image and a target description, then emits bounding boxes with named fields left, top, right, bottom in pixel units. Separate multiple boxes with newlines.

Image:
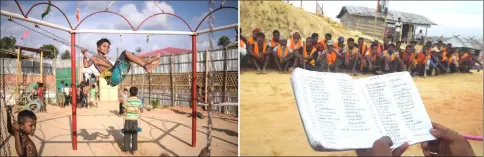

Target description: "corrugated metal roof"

left=337, top=5, right=436, bottom=26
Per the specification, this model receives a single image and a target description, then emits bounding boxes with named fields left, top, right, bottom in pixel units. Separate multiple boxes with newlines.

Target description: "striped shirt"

left=123, top=97, right=143, bottom=120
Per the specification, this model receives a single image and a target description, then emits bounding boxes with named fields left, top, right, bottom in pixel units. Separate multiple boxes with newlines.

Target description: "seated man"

left=383, top=43, right=406, bottom=73
left=302, top=37, right=318, bottom=70
left=415, top=43, right=433, bottom=77
left=240, top=28, right=249, bottom=73
left=272, top=37, right=294, bottom=73
left=318, top=40, right=341, bottom=72
left=288, top=32, right=303, bottom=69
left=363, top=43, right=384, bottom=74
left=401, top=45, right=417, bottom=74
left=334, top=36, right=347, bottom=69
left=270, top=30, right=281, bottom=49
left=343, top=38, right=362, bottom=72
left=248, top=32, right=271, bottom=74
left=357, top=37, right=368, bottom=72
left=82, top=38, right=160, bottom=87
left=458, top=49, right=483, bottom=73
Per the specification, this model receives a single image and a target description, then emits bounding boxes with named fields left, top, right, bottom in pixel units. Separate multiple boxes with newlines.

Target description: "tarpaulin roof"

left=443, top=36, right=483, bottom=50
left=337, top=5, right=437, bottom=26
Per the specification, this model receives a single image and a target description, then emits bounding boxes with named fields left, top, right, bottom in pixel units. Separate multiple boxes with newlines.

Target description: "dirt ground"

left=0, top=102, right=238, bottom=156
left=240, top=70, right=483, bottom=156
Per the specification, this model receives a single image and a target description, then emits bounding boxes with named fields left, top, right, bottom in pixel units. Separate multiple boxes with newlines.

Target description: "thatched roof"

left=337, top=5, right=436, bottom=26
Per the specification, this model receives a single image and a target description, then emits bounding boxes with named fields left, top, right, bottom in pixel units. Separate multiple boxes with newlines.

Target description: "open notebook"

left=290, top=68, right=436, bottom=151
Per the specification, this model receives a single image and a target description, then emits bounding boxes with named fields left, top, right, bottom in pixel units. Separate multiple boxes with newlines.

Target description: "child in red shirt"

left=37, top=83, right=46, bottom=112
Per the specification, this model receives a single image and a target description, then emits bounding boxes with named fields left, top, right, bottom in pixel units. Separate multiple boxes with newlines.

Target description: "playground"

left=0, top=0, right=238, bottom=156
left=0, top=101, right=238, bottom=156
left=240, top=70, right=483, bottom=156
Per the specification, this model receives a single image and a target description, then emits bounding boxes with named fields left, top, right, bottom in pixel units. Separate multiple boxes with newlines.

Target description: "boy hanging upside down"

left=248, top=32, right=271, bottom=74
left=272, top=37, right=294, bottom=73
left=383, top=43, right=406, bottom=73
left=81, top=38, right=160, bottom=86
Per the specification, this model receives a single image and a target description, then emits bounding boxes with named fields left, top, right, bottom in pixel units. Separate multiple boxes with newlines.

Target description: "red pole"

left=70, top=33, right=77, bottom=150
left=191, top=35, right=197, bottom=147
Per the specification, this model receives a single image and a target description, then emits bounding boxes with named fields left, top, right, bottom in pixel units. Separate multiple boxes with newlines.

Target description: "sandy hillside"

left=240, top=70, right=483, bottom=156
left=240, top=1, right=377, bottom=41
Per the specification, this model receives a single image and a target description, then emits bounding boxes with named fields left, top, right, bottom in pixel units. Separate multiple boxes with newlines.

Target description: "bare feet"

left=144, top=54, right=161, bottom=73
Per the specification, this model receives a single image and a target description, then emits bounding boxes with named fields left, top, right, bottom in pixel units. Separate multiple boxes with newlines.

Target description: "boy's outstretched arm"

left=81, top=48, right=94, bottom=68
left=13, top=124, right=24, bottom=156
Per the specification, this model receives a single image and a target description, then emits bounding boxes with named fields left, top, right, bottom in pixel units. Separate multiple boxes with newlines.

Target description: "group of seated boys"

left=240, top=28, right=483, bottom=76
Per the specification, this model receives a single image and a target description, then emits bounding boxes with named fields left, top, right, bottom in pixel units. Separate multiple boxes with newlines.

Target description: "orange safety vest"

left=383, top=50, right=398, bottom=61
left=289, top=38, right=303, bottom=50
left=321, top=39, right=337, bottom=50
left=271, top=38, right=279, bottom=48
left=276, top=44, right=289, bottom=58
left=334, top=43, right=345, bottom=53
left=248, top=37, right=255, bottom=45
left=344, top=47, right=359, bottom=58
left=303, top=43, right=317, bottom=65
left=326, top=52, right=337, bottom=65
left=240, top=40, right=245, bottom=48
left=366, top=49, right=380, bottom=61
left=359, top=43, right=367, bottom=55
left=253, top=42, right=268, bottom=55
left=441, top=48, right=448, bottom=62
left=417, top=48, right=431, bottom=64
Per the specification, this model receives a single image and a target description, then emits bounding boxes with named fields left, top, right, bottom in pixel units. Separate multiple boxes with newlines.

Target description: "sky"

left=286, top=0, right=483, bottom=39
left=0, top=0, right=238, bottom=58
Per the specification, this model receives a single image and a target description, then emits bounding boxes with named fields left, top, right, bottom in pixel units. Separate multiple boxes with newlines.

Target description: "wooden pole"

left=170, top=54, right=175, bottom=107
left=16, top=47, right=21, bottom=101
left=148, top=73, right=151, bottom=106
left=373, top=14, right=378, bottom=40
left=204, top=50, right=209, bottom=104
left=424, top=27, right=428, bottom=42
left=40, top=51, right=43, bottom=83
left=222, top=47, right=228, bottom=113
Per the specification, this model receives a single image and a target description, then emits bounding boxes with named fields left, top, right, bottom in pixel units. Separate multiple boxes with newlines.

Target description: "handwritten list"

left=292, top=69, right=436, bottom=151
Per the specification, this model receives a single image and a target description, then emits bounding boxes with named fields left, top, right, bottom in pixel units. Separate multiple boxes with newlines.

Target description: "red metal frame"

left=191, top=35, right=197, bottom=147
left=70, top=33, right=77, bottom=150
left=11, top=0, right=237, bottom=150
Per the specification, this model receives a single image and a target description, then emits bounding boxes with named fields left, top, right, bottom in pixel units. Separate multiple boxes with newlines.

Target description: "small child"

left=13, top=110, right=38, bottom=157
left=122, top=87, right=143, bottom=155
left=37, top=83, right=46, bottom=112
left=89, top=85, right=98, bottom=107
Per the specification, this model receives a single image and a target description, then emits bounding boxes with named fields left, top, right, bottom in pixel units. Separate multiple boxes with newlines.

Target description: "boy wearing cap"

left=334, top=36, right=347, bottom=69
left=272, top=37, right=294, bottom=73
left=383, top=43, right=406, bottom=73
left=318, top=40, right=341, bottom=72
left=248, top=32, right=271, bottom=74
left=248, top=28, right=260, bottom=46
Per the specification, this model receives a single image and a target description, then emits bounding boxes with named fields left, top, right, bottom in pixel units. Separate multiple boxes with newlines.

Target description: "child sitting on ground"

left=81, top=38, right=161, bottom=86
left=13, top=110, right=38, bottom=157
left=122, top=87, right=144, bottom=155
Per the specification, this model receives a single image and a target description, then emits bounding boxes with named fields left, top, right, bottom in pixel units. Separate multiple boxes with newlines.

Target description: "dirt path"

left=1, top=102, right=238, bottom=156
left=240, top=70, right=482, bottom=156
